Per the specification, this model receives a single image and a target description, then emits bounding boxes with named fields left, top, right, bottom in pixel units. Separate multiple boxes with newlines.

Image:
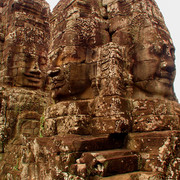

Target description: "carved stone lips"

left=157, top=72, right=174, bottom=85
left=24, top=73, right=41, bottom=83
left=160, top=71, right=174, bottom=79
left=158, top=78, right=172, bottom=85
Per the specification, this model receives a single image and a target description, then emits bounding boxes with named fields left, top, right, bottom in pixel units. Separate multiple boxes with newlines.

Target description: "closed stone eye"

left=149, top=44, right=163, bottom=56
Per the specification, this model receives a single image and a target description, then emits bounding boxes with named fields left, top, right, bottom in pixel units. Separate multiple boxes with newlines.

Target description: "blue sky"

left=47, top=0, right=180, bottom=101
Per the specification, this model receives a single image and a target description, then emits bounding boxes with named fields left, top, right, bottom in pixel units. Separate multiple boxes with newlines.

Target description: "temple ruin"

left=0, top=0, right=179, bottom=179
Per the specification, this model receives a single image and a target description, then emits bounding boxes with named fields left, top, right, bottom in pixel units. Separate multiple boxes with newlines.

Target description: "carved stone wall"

left=46, top=0, right=179, bottom=135
left=0, top=1, right=5, bottom=83
left=0, top=0, right=179, bottom=179
left=0, top=1, right=52, bottom=179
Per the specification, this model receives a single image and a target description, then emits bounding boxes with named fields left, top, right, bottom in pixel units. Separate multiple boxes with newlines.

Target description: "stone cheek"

left=49, top=63, right=92, bottom=100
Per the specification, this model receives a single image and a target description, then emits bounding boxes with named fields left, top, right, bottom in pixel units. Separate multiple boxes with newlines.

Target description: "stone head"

left=48, top=0, right=177, bottom=102
left=44, top=0, right=180, bottom=137
left=11, top=52, right=47, bottom=88
left=3, top=0, right=50, bottom=89
left=131, top=15, right=176, bottom=100
left=48, top=2, right=109, bottom=101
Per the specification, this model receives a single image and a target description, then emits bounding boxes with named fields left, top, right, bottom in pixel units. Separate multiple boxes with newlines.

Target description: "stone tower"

left=0, top=0, right=179, bottom=179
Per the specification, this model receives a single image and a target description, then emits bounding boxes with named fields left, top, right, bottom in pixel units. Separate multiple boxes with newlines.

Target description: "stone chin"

left=134, top=78, right=175, bottom=99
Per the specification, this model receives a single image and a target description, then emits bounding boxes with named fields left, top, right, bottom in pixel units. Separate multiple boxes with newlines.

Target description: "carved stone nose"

left=160, top=59, right=175, bottom=73
left=33, top=62, right=39, bottom=69
left=29, top=61, right=41, bottom=74
left=48, top=68, right=60, bottom=77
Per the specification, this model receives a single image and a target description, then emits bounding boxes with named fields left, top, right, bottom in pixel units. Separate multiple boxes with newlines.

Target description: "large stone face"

left=0, top=0, right=179, bottom=179
left=1, top=0, right=50, bottom=88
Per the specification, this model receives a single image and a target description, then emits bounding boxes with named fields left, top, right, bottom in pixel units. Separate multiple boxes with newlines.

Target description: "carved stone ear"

left=0, top=33, right=4, bottom=42
left=16, top=111, right=41, bottom=137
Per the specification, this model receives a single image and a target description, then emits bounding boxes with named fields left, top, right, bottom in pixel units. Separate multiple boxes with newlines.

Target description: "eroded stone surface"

left=127, top=131, right=180, bottom=179
left=101, top=171, right=161, bottom=180
left=0, top=0, right=179, bottom=179
left=46, top=0, right=179, bottom=136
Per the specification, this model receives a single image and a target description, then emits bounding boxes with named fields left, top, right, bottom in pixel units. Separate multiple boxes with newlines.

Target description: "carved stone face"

left=13, top=53, right=46, bottom=88
left=133, top=26, right=176, bottom=98
left=48, top=63, right=90, bottom=100
left=48, top=44, right=90, bottom=100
